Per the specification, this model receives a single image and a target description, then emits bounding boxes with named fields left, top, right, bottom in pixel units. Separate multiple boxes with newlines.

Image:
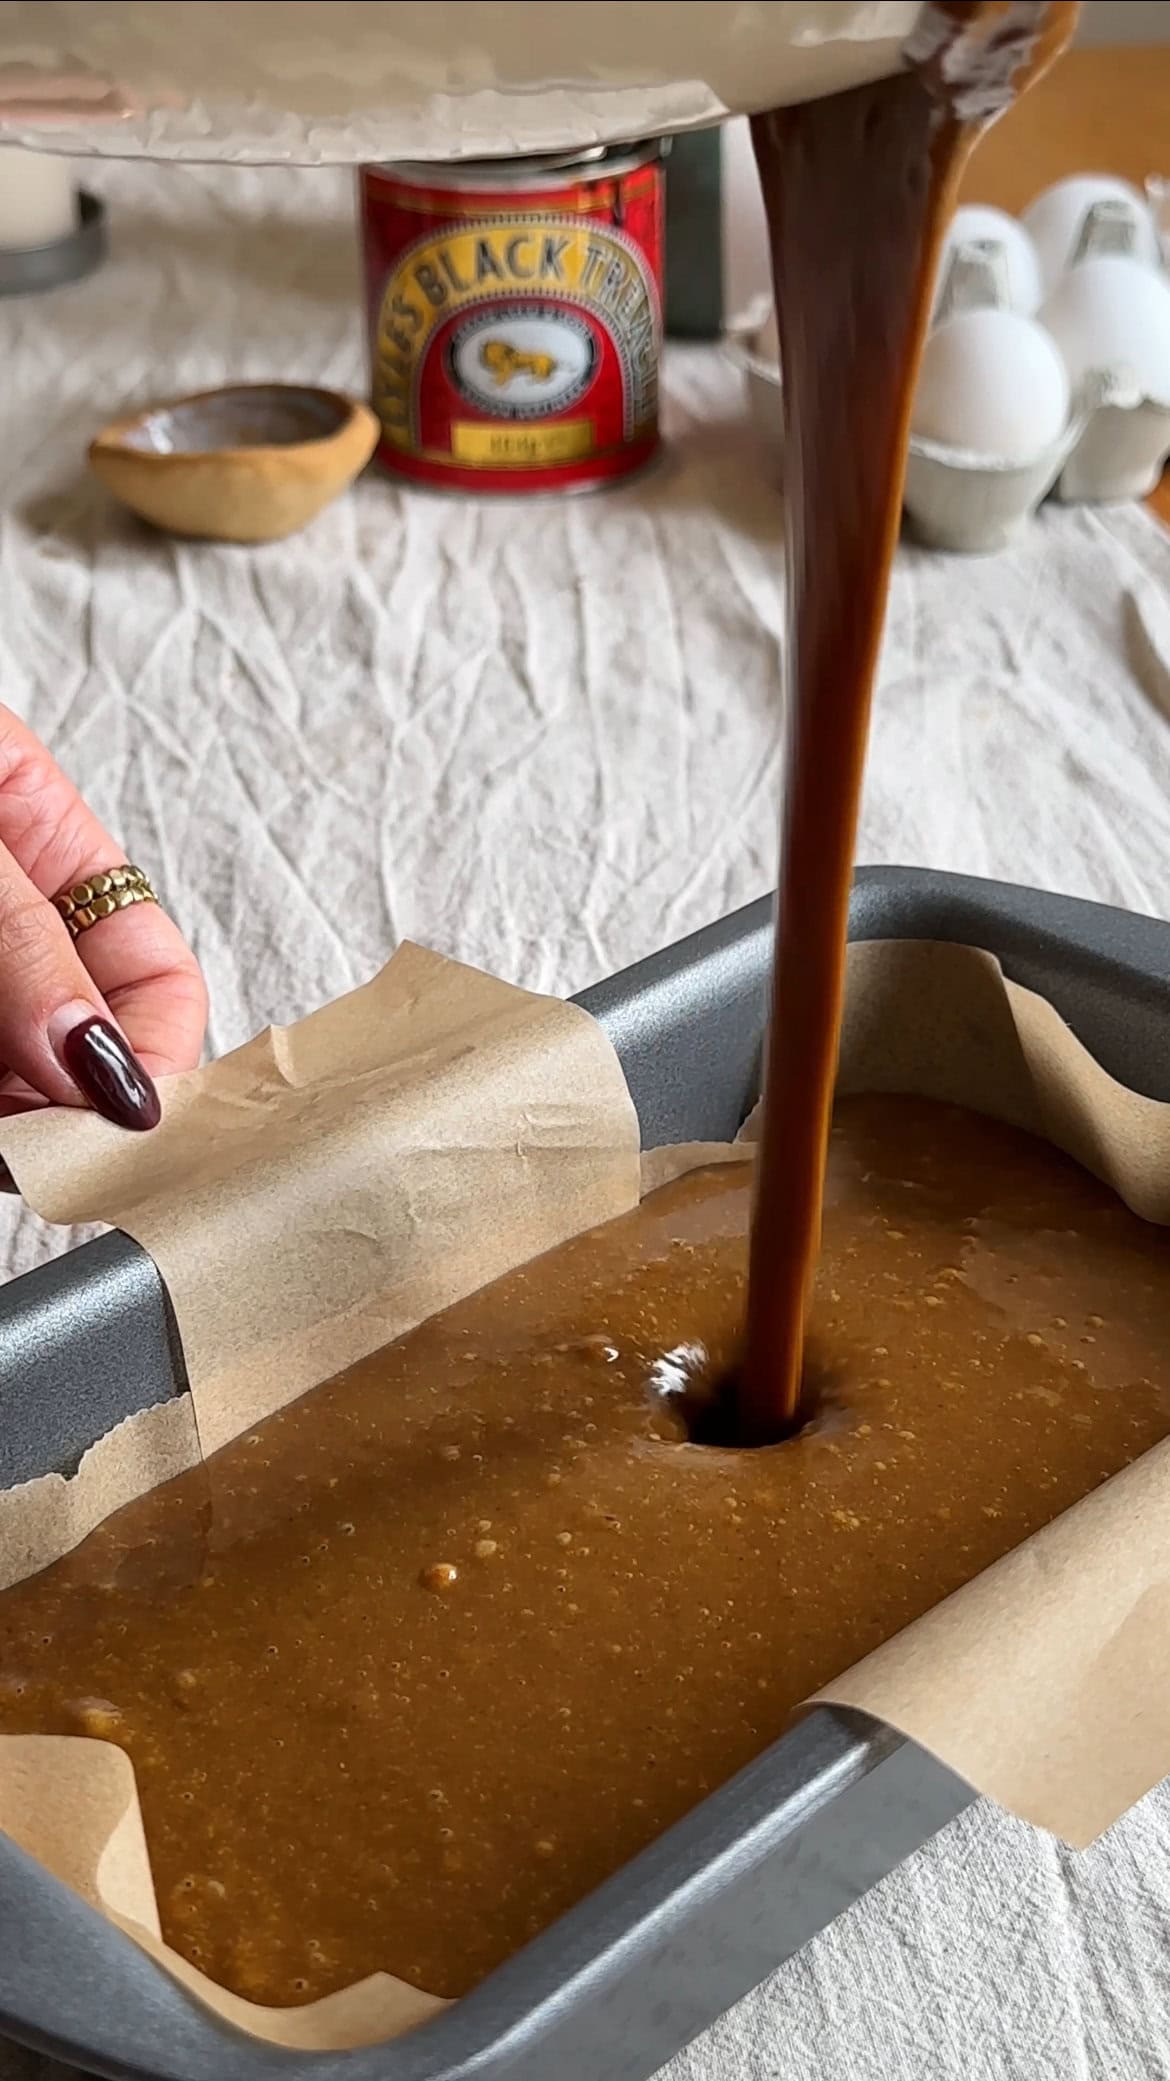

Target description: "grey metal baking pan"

left=3, top=863, right=1169, bottom=2081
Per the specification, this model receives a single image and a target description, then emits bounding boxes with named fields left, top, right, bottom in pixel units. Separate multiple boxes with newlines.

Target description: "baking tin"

left=361, top=144, right=664, bottom=496
left=4, top=864, right=1170, bottom=2079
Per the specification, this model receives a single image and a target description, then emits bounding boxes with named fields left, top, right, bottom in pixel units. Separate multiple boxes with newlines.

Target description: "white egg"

left=1022, top=174, right=1160, bottom=296
left=933, top=205, right=1042, bottom=317
left=1039, top=255, right=1170, bottom=406
left=911, top=307, right=1070, bottom=463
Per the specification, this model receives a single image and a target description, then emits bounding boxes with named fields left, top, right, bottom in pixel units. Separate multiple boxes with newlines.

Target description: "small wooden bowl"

left=88, top=383, right=380, bottom=543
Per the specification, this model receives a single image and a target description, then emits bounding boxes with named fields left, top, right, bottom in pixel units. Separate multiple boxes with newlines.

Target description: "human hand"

left=0, top=704, right=207, bottom=1143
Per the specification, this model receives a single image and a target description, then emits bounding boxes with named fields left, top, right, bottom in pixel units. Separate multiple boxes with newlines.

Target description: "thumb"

left=0, top=834, right=159, bottom=1129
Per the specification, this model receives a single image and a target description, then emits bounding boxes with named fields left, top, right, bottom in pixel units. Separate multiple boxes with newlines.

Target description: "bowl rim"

left=90, top=382, right=372, bottom=463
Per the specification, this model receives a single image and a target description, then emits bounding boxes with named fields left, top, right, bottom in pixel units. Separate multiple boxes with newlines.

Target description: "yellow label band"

left=450, top=420, right=594, bottom=468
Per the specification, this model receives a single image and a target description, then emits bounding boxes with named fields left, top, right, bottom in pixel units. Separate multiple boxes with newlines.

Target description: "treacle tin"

left=360, top=143, right=665, bottom=495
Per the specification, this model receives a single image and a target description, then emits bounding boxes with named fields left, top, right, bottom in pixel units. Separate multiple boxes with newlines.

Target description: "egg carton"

left=722, top=298, right=784, bottom=481
left=728, top=176, right=1170, bottom=554
left=908, top=179, right=1170, bottom=550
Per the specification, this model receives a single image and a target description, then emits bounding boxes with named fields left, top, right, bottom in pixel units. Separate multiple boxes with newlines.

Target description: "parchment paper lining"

left=2, top=936, right=1170, bottom=2048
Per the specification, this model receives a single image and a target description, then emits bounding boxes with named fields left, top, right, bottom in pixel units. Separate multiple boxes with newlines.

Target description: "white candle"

left=0, top=147, right=77, bottom=250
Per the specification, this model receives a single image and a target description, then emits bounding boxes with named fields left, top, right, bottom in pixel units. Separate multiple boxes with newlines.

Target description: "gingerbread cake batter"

left=743, top=0, right=1077, bottom=1436
left=3, top=1097, right=1169, bottom=2002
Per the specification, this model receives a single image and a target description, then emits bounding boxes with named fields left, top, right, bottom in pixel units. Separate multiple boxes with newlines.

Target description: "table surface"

left=6, top=37, right=1170, bottom=2081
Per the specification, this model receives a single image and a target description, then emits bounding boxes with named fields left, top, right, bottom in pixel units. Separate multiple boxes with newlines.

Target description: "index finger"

left=0, top=705, right=207, bottom=1077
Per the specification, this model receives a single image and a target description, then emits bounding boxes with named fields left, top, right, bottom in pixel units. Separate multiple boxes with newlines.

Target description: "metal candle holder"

left=0, top=189, right=107, bottom=296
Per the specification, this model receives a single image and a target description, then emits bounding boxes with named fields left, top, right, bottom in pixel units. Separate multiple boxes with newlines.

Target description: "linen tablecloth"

left=4, top=157, right=1170, bottom=2081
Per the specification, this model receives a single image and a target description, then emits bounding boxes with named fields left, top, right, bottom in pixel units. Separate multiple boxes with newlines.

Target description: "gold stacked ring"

left=53, top=864, right=159, bottom=941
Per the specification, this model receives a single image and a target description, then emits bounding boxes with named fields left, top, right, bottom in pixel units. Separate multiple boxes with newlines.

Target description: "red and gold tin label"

left=361, top=145, right=664, bottom=495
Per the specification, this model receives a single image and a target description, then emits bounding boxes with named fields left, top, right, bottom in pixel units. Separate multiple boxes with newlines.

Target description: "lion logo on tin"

left=447, top=306, right=596, bottom=420
left=480, top=338, right=559, bottom=387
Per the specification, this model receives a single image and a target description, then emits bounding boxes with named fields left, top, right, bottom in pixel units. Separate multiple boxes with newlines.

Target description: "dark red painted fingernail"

left=57, top=1017, right=161, bottom=1131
